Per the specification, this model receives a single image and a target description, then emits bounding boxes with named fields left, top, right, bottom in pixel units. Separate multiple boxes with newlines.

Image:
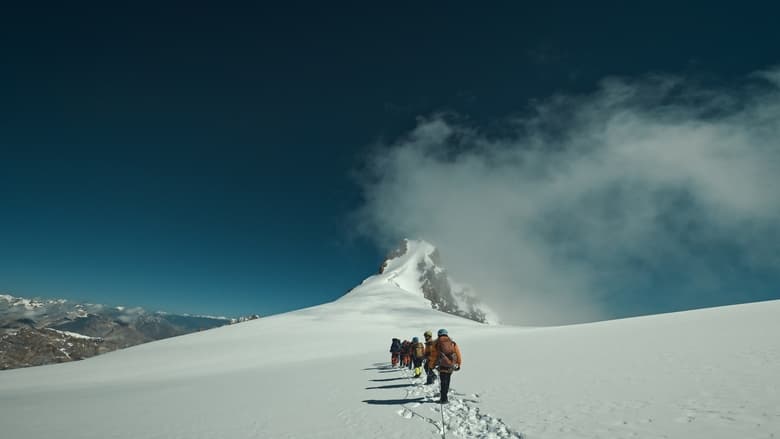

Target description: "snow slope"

left=1, top=275, right=778, bottom=438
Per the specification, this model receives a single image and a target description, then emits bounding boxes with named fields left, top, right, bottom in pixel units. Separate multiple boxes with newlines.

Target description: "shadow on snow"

left=368, top=377, right=407, bottom=382
left=365, top=383, right=415, bottom=390
left=362, top=397, right=425, bottom=406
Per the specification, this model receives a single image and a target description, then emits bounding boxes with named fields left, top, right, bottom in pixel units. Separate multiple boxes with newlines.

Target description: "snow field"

left=1, top=269, right=778, bottom=438
left=379, top=363, right=523, bottom=438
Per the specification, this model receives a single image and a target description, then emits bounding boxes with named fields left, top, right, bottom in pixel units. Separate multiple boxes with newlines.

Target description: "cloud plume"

left=354, top=69, right=780, bottom=325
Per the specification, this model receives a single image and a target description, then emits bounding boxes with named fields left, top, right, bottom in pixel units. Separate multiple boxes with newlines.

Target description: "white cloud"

left=354, top=69, right=780, bottom=325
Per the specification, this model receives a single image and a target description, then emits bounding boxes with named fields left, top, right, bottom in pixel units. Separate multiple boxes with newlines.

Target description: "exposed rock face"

left=379, top=240, right=408, bottom=274
left=0, top=294, right=261, bottom=370
left=416, top=248, right=489, bottom=323
left=231, top=314, right=261, bottom=324
left=0, top=328, right=104, bottom=369
left=377, top=239, right=496, bottom=324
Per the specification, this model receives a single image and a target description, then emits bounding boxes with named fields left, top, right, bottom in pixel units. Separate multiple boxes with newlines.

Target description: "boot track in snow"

left=371, top=362, right=524, bottom=438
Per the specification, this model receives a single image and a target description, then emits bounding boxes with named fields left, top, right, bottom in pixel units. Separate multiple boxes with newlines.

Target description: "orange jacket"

left=427, top=335, right=462, bottom=372
left=424, top=339, right=435, bottom=356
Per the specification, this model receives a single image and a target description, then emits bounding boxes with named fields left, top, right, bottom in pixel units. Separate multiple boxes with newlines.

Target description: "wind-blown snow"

left=345, top=239, right=439, bottom=300
left=0, top=277, right=778, bottom=438
left=343, top=239, right=499, bottom=324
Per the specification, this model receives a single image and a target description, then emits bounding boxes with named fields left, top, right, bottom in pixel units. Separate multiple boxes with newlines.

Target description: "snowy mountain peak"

left=0, top=294, right=67, bottom=311
left=345, top=239, right=498, bottom=324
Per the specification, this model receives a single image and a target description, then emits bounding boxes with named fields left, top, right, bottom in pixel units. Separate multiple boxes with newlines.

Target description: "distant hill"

left=0, top=294, right=259, bottom=370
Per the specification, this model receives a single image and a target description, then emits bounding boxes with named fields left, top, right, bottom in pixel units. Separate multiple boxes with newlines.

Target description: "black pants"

left=439, top=370, right=452, bottom=401
left=425, top=362, right=436, bottom=384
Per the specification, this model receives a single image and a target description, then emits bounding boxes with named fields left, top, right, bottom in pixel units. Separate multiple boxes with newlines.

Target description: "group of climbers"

left=389, top=338, right=401, bottom=366
left=387, top=328, right=462, bottom=404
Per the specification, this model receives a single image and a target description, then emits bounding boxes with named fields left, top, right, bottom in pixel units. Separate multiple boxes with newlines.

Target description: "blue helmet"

left=437, top=328, right=448, bottom=336
left=412, top=337, right=419, bottom=343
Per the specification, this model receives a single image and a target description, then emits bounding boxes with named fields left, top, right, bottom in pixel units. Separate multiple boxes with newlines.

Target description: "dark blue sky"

left=1, top=2, right=779, bottom=318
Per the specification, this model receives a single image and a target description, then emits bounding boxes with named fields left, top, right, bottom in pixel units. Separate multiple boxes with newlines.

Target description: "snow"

left=0, top=294, right=68, bottom=310
left=347, top=239, right=438, bottom=298
left=45, top=328, right=103, bottom=341
left=344, top=239, right=500, bottom=324
left=0, top=294, right=44, bottom=310
left=1, top=280, right=779, bottom=438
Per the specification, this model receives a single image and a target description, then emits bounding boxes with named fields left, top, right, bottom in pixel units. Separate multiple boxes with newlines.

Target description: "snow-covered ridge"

left=0, top=294, right=67, bottom=310
left=0, top=293, right=257, bottom=323
left=45, top=328, right=103, bottom=341
left=341, top=239, right=499, bottom=323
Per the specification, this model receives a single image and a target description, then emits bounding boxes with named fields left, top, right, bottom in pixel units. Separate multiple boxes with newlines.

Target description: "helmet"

left=437, top=328, right=448, bottom=336
left=423, top=330, right=432, bottom=338
left=412, top=337, right=419, bottom=343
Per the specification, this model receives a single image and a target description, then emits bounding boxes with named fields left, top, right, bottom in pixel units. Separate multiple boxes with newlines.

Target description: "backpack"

left=390, top=339, right=401, bottom=352
left=437, top=338, right=457, bottom=368
left=413, top=342, right=425, bottom=359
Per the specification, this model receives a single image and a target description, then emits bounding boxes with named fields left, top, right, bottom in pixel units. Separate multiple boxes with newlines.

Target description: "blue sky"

left=1, top=3, right=779, bottom=322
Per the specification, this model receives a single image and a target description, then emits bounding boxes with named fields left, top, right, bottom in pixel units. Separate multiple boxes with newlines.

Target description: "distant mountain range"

left=0, top=294, right=260, bottom=370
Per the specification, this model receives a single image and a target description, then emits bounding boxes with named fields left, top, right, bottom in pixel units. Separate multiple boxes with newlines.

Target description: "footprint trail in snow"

left=388, top=365, right=524, bottom=438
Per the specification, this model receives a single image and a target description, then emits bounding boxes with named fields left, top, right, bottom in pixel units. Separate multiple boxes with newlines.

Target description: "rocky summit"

left=376, top=239, right=497, bottom=324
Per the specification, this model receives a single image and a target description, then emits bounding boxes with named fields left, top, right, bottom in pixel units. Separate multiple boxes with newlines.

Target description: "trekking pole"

left=440, top=400, right=446, bottom=439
